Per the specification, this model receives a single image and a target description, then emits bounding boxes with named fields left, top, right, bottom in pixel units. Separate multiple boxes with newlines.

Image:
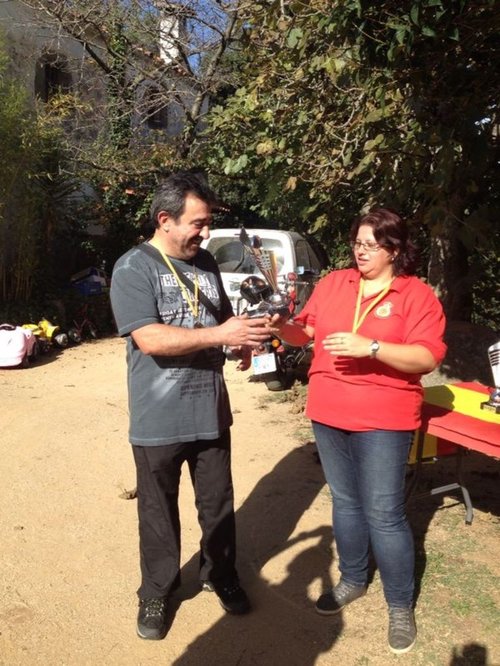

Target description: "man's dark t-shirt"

left=111, top=244, right=234, bottom=446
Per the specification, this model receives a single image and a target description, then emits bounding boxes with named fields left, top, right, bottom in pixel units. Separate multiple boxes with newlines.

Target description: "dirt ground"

left=0, top=335, right=499, bottom=666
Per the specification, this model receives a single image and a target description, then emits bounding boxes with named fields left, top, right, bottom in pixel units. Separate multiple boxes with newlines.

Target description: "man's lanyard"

left=157, top=248, right=200, bottom=322
left=352, top=278, right=393, bottom=334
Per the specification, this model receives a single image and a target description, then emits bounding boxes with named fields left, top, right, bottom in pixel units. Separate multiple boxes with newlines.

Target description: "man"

left=110, top=171, right=271, bottom=640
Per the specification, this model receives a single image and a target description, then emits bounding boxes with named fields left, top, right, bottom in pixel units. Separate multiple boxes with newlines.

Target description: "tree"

left=16, top=0, right=250, bottom=168
left=1, top=0, right=257, bottom=273
left=0, top=37, right=77, bottom=304
left=204, top=0, right=500, bottom=322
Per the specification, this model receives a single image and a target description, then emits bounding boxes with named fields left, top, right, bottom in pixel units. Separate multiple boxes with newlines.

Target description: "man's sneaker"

left=315, top=579, right=367, bottom=615
left=136, top=597, right=169, bottom=640
left=388, top=606, right=417, bottom=654
left=202, top=580, right=251, bottom=614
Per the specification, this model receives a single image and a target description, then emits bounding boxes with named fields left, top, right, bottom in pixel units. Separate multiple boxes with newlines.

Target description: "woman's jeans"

left=312, top=422, right=414, bottom=608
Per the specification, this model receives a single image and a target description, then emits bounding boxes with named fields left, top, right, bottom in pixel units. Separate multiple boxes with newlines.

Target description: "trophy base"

left=480, top=401, right=500, bottom=414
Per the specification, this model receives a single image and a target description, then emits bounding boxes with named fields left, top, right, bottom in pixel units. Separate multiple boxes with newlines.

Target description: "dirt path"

left=0, top=337, right=498, bottom=666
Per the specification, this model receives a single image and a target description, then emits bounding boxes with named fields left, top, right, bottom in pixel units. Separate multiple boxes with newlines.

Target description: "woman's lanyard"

left=352, top=278, right=393, bottom=334
left=157, top=248, right=200, bottom=323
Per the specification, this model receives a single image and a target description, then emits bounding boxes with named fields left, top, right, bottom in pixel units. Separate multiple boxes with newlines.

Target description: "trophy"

left=238, top=228, right=292, bottom=319
left=481, top=341, right=500, bottom=414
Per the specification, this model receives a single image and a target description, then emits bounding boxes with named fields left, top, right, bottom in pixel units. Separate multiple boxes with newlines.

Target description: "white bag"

left=0, top=324, right=36, bottom=367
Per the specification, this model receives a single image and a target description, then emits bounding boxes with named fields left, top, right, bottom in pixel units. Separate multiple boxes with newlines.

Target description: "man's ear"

left=157, top=210, right=173, bottom=232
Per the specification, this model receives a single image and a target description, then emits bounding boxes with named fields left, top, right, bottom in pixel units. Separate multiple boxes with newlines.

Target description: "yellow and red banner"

left=409, top=382, right=500, bottom=463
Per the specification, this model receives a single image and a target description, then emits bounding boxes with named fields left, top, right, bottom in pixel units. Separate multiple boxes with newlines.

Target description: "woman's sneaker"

left=388, top=606, right=417, bottom=654
left=136, top=597, right=169, bottom=640
left=315, top=580, right=367, bottom=615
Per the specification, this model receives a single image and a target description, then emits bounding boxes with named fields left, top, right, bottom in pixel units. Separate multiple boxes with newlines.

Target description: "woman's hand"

left=322, top=332, right=371, bottom=358
left=268, top=313, right=289, bottom=335
left=269, top=313, right=314, bottom=347
left=322, top=333, right=438, bottom=373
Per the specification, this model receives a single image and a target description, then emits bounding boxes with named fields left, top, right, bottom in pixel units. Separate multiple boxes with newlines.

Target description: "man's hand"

left=219, top=314, right=272, bottom=348
left=131, top=314, right=272, bottom=358
left=228, top=345, right=252, bottom=371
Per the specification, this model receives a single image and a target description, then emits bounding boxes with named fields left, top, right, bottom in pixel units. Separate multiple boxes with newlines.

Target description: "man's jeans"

left=312, top=422, right=415, bottom=607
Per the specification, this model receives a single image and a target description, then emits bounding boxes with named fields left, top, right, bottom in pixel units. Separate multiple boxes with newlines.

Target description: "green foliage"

left=471, top=247, right=500, bottom=330
left=95, top=176, right=152, bottom=270
left=0, top=36, right=91, bottom=305
left=202, top=0, right=500, bottom=322
left=2, top=2, right=498, bottom=325
left=82, top=139, right=194, bottom=271
left=106, top=21, right=134, bottom=150
left=0, top=46, right=36, bottom=301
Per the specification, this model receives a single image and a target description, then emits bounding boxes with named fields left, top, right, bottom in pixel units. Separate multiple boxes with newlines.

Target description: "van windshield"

left=207, top=237, right=285, bottom=274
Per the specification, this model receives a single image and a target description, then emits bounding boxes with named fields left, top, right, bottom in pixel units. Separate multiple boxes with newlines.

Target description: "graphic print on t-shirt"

left=158, top=269, right=220, bottom=328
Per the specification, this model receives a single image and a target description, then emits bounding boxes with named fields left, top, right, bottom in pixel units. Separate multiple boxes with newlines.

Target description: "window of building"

left=34, top=53, right=72, bottom=103
left=144, top=87, right=169, bottom=130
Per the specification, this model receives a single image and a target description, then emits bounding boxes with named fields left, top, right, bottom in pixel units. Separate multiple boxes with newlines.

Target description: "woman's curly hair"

left=349, top=208, right=419, bottom=276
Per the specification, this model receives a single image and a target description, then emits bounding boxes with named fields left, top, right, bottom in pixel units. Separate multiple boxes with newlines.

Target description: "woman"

left=274, top=208, right=446, bottom=654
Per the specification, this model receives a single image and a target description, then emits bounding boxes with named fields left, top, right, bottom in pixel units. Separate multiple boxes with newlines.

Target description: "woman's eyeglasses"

left=350, top=240, right=383, bottom=253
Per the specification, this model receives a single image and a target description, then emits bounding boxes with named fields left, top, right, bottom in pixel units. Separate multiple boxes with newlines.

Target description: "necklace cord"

left=158, top=249, right=199, bottom=320
left=352, top=278, right=393, bottom=334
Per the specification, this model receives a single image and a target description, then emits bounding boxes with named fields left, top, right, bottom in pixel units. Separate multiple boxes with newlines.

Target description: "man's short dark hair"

left=150, top=171, right=218, bottom=227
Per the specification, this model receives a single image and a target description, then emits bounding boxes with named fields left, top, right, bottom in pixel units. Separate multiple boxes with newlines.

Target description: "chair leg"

left=407, top=440, right=474, bottom=525
left=455, top=448, right=474, bottom=525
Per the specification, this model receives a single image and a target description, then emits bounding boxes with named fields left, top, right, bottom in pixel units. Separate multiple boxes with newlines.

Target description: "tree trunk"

left=427, top=211, right=473, bottom=322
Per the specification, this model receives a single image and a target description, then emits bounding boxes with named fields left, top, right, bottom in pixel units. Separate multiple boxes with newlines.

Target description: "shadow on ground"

left=407, top=450, right=500, bottom=607
left=171, top=444, right=343, bottom=665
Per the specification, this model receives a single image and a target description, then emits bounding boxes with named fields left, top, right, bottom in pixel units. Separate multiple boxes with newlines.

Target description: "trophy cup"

left=238, top=228, right=292, bottom=319
left=480, top=341, right=500, bottom=414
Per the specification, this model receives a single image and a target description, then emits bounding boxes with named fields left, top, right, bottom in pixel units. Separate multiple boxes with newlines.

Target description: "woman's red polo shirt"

left=294, top=269, right=447, bottom=431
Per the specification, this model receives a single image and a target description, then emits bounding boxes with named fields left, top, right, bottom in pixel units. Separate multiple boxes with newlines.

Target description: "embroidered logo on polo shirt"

left=375, top=302, right=393, bottom=318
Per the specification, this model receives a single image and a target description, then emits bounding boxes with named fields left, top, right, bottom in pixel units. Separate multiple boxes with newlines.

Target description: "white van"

left=201, top=228, right=325, bottom=314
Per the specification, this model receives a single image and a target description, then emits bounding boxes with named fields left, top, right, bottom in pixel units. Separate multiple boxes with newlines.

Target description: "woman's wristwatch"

left=369, top=340, right=380, bottom=358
